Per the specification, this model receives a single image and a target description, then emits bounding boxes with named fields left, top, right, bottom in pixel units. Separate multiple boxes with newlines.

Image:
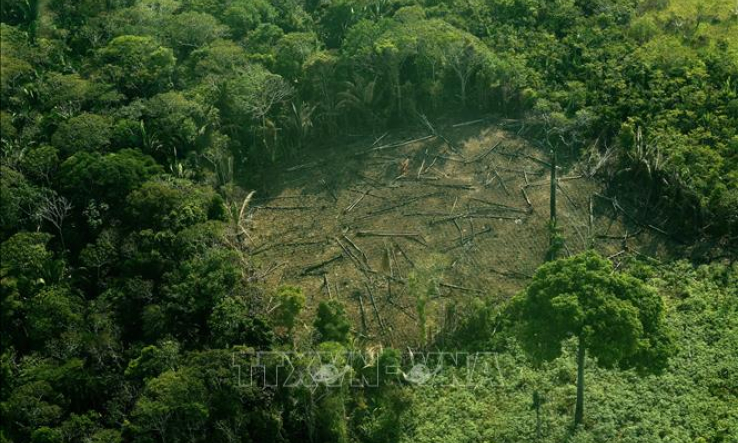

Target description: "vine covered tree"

left=510, top=251, right=673, bottom=427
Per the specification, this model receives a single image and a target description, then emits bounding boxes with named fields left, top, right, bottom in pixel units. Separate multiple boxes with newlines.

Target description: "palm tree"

left=284, top=101, right=317, bottom=156
left=337, top=75, right=383, bottom=130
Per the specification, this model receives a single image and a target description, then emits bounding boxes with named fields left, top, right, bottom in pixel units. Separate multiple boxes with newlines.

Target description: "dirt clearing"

left=243, top=119, right=676, bottom=347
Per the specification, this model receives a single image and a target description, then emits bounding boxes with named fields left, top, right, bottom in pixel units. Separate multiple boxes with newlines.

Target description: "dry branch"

left=254, top=205, right=317, bottom=210
left=393, top=241, right=415, bottom=268
left=386, top=298, right=417, bottom=320
left=464, top=141, right=501, bottom=164
left=421, top=181, right=476, bottom=190
left=371, top=132, right=389, bottom=147
left=286, top=160, right=325, bottom=172
left=355, top=192, right=441, bottom=220
left=301, top=254, right=344, bottom=275
left=359, top=173, right=384, bottom=187
left=470, top=198, right=528, bottom=213
left=354, top=135, right=435, bottom=156
left=356, top=231, right=427, bottom=246
left=441, top=226, right=494, bottom=252
left=364, top=281, right=387, bottom=336
left=596, top=230, right=643, bottom=240
left=355, top=291, right=368, bottom=333
left=344, top=189, right=370, bottom=213
left=453, top=218, right=464, bottom=247
left=342, top=235, right=368, bottom=263
left=254, top=263, right=283, bottom=280
left=452, top=118, right=487, bottom=128
left=323, top=274, right=333, bottom=299
left=439, top=282, right=483, bottom=293
left=252, top=240, right=324, bottom=256
left=334, top=237, right=372, bottom=273
left=401, top=211, right=453, bottom=217
left=252, top=194, right=314, bottom=202
left=525, top=175, right=583, bottom=188
left=521, top=188, right=532, bottom=207
left=430, top=213, right=520, bottom=226
left=594, top=193, right=673, bottom=238
left=557, top=182, right=579, bottom=209
left=433, top=154, right=466, bottom=163
left=497, top=150, right=552, bottom=168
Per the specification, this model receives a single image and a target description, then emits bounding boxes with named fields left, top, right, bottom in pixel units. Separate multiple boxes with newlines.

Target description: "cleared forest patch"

left=244, top=120, right=676, bottom=347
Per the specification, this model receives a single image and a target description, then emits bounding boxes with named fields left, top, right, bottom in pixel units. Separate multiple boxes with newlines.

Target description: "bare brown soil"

left=244, top=120, right=675, bottom=347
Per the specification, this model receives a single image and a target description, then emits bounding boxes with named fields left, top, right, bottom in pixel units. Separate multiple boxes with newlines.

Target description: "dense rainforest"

left=0, top=0, right=736, bottom=442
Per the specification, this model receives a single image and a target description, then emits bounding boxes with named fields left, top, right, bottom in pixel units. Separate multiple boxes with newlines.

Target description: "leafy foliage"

left=0, top=1, right=735, bottom=442
left=314, top=300, right=352, bottom=344
left=511, top=252, right=672, bottom=372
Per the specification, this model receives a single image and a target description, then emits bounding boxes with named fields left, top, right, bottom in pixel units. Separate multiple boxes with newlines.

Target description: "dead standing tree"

left=36, top=192, right=72, bottom=250
left=540, top=113, right=563, bottom=262
left=230, top=66, right=294, bottom=161
left=550, top=148, right=557, bottom=226
left=443, top=36, right=488, bottom=108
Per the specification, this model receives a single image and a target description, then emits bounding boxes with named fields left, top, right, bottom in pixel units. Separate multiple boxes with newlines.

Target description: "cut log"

left=430, top=213, right=521, bottom=226
left=301, top=254, right=343, bottom=275
left=342, top=235, right=368, bottom=263
left=356, top=231, right=427, bottom=246
left=439, top=282, right=483, bottom=293
left=344, top=189, right=370, bottom=213
left=393, top=241, right=415, bottom=268
left=356, top=291, right=368, bottom=333
left=254, top=205, right=317, bottom=210
left=422, top=181, right=476, bottom=190
left=285, top=160, right=325, bottom=172
left=371, top=132, right=389, bottom=147
left=355, top=192, right=441, bottom=220
left=442, top=226, right=494, bottom=252
left=521, top=188, right=532, bottom=207
left=452, top=118, right=487, bottom=128
left=470, top=198, right=528, bottom=213
left=365, top=282, right=387, bottom=336
left=491, top=162, right=510, bottom=195
left=464, top=141, right=501, bottom=164
left=354, top=135, right=436, bottom=156
left=334, top=237, right=371, bottom=273
left=557, top=182, right=579, bottom=209
left=386, top=298, right=417, bottom=320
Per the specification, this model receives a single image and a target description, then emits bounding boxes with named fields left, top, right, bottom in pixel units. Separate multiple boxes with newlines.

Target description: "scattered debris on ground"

left=245, top=120, right=676, bottom=346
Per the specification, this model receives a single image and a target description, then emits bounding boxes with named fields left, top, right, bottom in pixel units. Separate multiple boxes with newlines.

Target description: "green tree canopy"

left=51, top=113, right=113, bottom=156
left=510, top=251, right=673, bottom=426
left=60, top=148, right=162, bottom=209
left=94, top=35, right=176, bottom=98
left=125, top=178, right=225, bottom=232
left=272, top=285, right=306, bottom=335
left=314, top=300, right=351, bottom=344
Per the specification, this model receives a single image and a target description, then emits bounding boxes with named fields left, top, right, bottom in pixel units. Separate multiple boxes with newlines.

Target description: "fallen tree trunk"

left=356, top=231, right=427, bottom=246
left=469, top=198, right=528, bottom=213
left=354, top=135, right=436, bottom=156
left=254, top=205, right=318, bottom=210
left=464, top=141, right=501, bottom=164
left=356, top=192, right=442, bottom=220
left=301, top=254, right=344, bottom=275
left=439, top=282, right=483, bottom=293
left=430, top=213, right=521, bottom=226
left=442, top=226, right=494, bottom=252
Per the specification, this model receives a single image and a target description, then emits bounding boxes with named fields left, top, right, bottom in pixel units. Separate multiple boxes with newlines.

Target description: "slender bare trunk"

left=550, top=149, right=557, bottom=224
left=574, top=335, right=585, bottom=427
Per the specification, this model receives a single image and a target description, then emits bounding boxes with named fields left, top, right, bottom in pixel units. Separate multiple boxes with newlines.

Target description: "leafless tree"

left=235, top=69, right=294, bottom=160
left=36, top=192, right=72, bottom=249
left=444, top=37, right=487, bottom=108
